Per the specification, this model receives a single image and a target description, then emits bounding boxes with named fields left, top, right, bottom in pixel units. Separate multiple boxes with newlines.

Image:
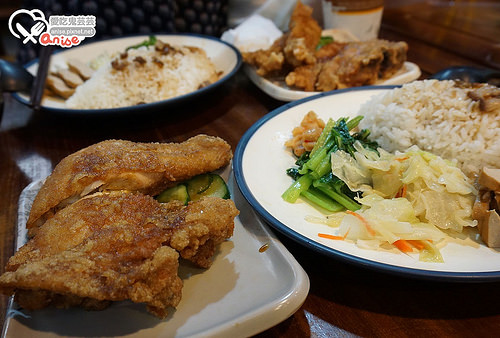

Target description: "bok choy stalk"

left=282, top=115, right=378, bottom=212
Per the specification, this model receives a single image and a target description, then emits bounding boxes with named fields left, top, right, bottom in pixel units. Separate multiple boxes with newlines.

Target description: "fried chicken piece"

left=0, top=192, right=238, bottom=318
left=1, top=192, right=183, bottom=318
left=27, top=135, right=232, bottom=236
left=285, top=63, right=322, bottom=91
left=162, top=196, right=239, bottom=268
left=283, top=1, right=322, bottom=67
left=242, top=1, right=321, bottom=74
left=242, top=35, right=287, bottom=76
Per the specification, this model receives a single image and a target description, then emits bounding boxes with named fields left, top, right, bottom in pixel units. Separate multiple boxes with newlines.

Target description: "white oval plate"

left=233, top=86, right=500, bottom=281
left=244, top=61, right=421, bottom=102
left=2, top=169, right=309, bottom=337
left=13, top=34, right=242, bottom=115
left=239, top=28, right=421, bottom=102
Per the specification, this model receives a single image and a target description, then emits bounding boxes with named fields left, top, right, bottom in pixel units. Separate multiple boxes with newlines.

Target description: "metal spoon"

left=0, top=59, right=33, bottom=92
left=431, top=65, right=500, bottom=83
left=0, top=59, right=33, bottom=124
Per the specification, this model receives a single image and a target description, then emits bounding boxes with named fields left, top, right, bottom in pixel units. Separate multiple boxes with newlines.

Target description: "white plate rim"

left=233, top=86, right=500, bottom=282
left=13, top=33, right=242, bottom=115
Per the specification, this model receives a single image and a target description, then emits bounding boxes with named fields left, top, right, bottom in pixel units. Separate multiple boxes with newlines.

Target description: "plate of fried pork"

left=238, top=1, right=421, bottom=101
left=0, top=135, right=309, bottom=337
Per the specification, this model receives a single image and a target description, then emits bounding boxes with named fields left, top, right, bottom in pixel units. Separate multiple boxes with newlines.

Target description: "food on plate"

left=283, top=99, right=485, bottom=260
left=358, top=80, right=500, bottom=178
left=282, top=114, right=377, bottom=213
left=466, top=82, right=500, bottom=113
left=329, top=144, right=477, bottom=262
left=45, top=59, right=95, bottom=100
left=0, top=135, right=239, bottom=317
left=242, top=1, right=408, bottom=91
left=0, top=191, right=238, bottom=318
left=285, top=111, right=325, bottom=156
left=473, top=167, right=500, bottom=247
left=157, top=173, right=231, bottom=205
left=27, top=135, right=232, bottom=236
left=45, top=75, right=75, bottom=99
left=283, top=0, right=322, bottom=68
left=64, top=37, right=220, bottom=109
left=311, top=39, right=407, bottom=91
left=66, top=59, right=94, bottom=80
left=55, top=68, right=84, bottom=88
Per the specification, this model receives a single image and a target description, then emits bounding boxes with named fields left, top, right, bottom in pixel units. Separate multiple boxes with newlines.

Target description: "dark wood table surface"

left=1, top=0, right=500, bottom=336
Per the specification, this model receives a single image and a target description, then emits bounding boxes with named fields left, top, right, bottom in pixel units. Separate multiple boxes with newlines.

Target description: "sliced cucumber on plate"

left=156, top=173, right=230, bottom=204
left=156, top=184, right=189, bottom=205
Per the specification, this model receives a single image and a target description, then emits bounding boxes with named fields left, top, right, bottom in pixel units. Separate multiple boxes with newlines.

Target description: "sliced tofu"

left=479, top=210, right=500, bottom=248
left=45, top=75, right=75, bottom=99
left=67, top=59, right=94, bottom=80
left=55, top=69, right=84, bottom=88
left=478, top=167, right=500, bottom=191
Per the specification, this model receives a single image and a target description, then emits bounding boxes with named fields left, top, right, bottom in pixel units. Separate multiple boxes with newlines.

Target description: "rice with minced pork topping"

left=66, top=44, right=219, bottom=109
left=358, top=80, right=500, bottom=178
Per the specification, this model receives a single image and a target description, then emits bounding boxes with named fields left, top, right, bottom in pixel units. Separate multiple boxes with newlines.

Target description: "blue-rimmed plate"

left=13, top=34, right=241, bottom=115
left=233, top=86, right=500, bottom=282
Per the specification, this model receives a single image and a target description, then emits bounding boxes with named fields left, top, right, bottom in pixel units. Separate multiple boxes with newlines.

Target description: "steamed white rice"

left=66, top=45, right=219, bottom=109
left=358, top=80, right=500, bottom=177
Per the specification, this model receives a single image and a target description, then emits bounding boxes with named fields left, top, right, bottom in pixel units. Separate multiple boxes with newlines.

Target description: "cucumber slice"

left=156, top=184, right=189, bottom=205
left=186, top=174, right=214, bottom=196
left=188, top=174, right=230, bottom=201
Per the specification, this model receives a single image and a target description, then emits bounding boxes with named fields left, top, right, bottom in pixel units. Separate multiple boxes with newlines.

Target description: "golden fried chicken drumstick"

left=0, top=192, right=238, bottom=318
left=27, top=135, right=232, bottom=236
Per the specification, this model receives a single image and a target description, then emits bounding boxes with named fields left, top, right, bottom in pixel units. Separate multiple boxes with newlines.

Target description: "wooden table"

left=1, top=0, right=500, bottom=336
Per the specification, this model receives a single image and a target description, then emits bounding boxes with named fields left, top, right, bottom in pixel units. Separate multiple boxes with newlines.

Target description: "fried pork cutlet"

left=287, top=39, right=409, bottom=92
left=283, top=0, right=322, bottom=67
left=316, top=40, right=408, bottom=91
left=0, top=192, right=238, bottom=318
left=27, top=135, right=232, bottom=236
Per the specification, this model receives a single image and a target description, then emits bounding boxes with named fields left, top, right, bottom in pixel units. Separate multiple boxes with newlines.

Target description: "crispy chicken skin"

left=27, top=135, right=232, bottom=236
left=0, top=192, right=238, bottom=318
left=163, top=197, right=239, bottom=268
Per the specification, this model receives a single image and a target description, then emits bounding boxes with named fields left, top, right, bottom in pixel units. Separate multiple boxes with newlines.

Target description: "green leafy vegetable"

left=316, top=36, right=334, bottom=50
left=126, top=35, right=157, bottom=51
left=282, top=115, right=378, bottom=212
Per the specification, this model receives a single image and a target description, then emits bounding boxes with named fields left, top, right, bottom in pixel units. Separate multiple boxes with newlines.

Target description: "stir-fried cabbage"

left=328, top=143, right=478, bottom=262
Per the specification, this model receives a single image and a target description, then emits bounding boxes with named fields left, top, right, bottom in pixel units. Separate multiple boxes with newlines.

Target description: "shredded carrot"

left=346, top=210, right=376, bottom=236
left=393, top=239, right=413, bottom=252
left=407, top=240, right=425, bottom=250
left=395, top=156, right=409, bottom=162
left=318, top=233, right=344, bottom=240
left=395, top=184, right=407, bottom=198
